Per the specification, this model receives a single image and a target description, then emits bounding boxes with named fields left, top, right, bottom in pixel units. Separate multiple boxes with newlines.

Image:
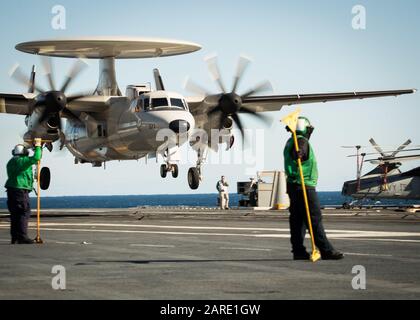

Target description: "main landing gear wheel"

left=188, top=167, right=200, bottom=190
left=172, top=164, right=179, bottom=178
left=160, top=164, right=167, bottom=178
left=40, top=167, right=51, bottom=190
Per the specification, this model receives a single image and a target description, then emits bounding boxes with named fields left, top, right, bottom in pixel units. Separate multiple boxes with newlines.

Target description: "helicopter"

left=342, top=138, right=420, bottom=203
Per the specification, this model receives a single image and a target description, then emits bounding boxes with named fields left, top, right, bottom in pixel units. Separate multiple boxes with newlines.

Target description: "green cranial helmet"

left=295, top=116, right=314, bottom=137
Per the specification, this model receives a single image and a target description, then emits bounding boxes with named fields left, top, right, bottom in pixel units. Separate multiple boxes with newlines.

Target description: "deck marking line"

left=220, top=247, right=272, bottom=252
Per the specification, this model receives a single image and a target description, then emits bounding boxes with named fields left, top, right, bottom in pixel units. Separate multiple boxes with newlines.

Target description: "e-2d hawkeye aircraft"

left=0, top=37, right=417, bottom=190
left=342, top=138, right=420, bottom=202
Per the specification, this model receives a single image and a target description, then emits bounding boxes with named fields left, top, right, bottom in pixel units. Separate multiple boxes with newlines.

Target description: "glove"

left=293, top=149, right=303, bottom=160
left=34, top=138, right=42, bottom=147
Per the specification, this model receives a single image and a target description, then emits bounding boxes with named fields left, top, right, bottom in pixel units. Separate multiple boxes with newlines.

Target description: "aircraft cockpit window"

left=170, top=98, right=186, bottom=110
left=151, top=98, right=169, bottom=109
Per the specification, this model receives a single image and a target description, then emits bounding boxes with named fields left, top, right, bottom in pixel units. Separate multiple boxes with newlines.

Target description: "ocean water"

left=0, top=192, right=418, bottom=209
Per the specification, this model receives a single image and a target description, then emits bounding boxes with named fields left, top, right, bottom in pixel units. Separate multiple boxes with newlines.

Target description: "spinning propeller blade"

left=186, top=54, right=273, bottom=145
left=10, top=57, right=93, bottom=133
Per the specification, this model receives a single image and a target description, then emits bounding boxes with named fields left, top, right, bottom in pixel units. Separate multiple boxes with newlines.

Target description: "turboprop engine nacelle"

left=23, top=108, right=60, bottom=142
left=222, top=116, right=234, bottom=130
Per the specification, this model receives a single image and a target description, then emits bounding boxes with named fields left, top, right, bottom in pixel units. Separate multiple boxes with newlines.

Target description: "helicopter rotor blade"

left=390, top=139, right=412, bottom=157
left=369, top=138, right=386, bottom=157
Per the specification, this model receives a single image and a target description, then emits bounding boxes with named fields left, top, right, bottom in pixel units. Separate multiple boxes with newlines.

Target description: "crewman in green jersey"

left=284, top=117, right=344, bottom=260
left=5, top=138, right=42, bottom=244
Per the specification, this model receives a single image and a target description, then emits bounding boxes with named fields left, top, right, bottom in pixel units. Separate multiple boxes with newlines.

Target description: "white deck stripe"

left=1, top=222, right=419, bottom=237
left=220, top=247, right=272, bottom=252
left=337, top=237, right=420, bottom=243
left=1, top=226, right=418, bottom=243
left=344, top=252, right=393, bottom=257
left=54, top=241, right=78, bottom=245
left=129, top=244, right=175, bottom=248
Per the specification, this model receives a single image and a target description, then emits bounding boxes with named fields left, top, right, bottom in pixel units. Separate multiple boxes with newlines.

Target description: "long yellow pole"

left=292, top=131, right=320, bottom=262
left=35, top=160, right=43, bottom=244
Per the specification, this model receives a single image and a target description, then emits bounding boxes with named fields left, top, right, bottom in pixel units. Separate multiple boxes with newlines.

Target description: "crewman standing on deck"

left=5, top=138, right=42, bottom=244
left=283, top=117, right=344, bottom=260
left=217, top=176, right=230, bottom=210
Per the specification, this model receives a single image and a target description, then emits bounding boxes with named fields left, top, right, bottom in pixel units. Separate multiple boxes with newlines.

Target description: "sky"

left=0, top=0, right=419, bottom=196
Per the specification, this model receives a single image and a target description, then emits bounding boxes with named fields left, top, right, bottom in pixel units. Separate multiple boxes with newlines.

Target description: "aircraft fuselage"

left=63, top=91, right=196, bottom=163
left=342, top=168, right=420, bottom=200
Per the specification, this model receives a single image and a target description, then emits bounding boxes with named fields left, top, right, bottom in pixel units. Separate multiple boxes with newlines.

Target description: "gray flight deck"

left=0, top=207, right=419, bottom=300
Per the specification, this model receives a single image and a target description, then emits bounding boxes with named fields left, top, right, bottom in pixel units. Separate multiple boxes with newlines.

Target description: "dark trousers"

left=287, top=183, right=334, bottom=254
left=249, top=191, right=257, bottom=207
left=6, top=188, right=31, bottom=241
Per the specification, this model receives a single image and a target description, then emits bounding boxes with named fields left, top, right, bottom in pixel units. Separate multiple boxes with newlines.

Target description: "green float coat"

left=283, top=136, right=318, bottom=187
left=5, top=146, right=42, bottom=191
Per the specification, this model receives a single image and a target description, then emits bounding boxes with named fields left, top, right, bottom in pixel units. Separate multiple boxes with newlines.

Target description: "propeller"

left=184, top=54, right=272, bottom=146
left=9, top=57, right=90, bottom=132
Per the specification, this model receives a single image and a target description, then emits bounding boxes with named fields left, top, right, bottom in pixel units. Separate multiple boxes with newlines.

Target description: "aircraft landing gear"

left=188, top=167, right=200, bottom=190
left=160, top=164, right=167, bottom=178
left=160, top=163, right=179, bottom=178
left=172, top=164, right=179, bottom=178
left=39, top=167, right=51, bottom=190
left=188, top=144, right=207, bottom=190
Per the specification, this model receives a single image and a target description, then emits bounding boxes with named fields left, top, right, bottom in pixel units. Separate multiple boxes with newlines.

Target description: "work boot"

left=321, top=250, right=344, bottom=260
left=293, top=251, right=310, bottom=260
left=16, top=237, right=34, bottom=244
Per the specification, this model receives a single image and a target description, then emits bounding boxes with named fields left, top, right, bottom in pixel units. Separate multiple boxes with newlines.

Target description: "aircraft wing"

left=0, top=93, right=123, bottom=115
left=66, top=96, right=119, bottom=113
left=0, top=93, right=36, bottom=115
left=67, top=96, right=115, bottom=113
left=187, top=89, right=416, bottom=114
left=240, top=89, right=417, bottom=112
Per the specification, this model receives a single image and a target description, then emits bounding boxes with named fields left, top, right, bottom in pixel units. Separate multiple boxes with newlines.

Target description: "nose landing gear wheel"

left=160, top=164, right=167, bottom=178
left=188, top=167, right=200, bottom=190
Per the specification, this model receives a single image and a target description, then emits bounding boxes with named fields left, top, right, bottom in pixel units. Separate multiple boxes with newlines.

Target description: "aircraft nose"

left=169, top=119, right=190, bottom=133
